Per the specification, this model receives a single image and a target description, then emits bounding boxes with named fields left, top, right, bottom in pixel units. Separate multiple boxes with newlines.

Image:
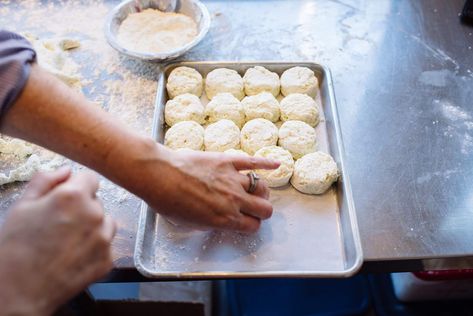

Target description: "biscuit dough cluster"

left=164, top=65, right=339, bottom=194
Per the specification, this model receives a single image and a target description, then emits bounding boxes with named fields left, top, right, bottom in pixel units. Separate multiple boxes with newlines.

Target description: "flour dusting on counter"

left=0, top=0, right=156, bottom=216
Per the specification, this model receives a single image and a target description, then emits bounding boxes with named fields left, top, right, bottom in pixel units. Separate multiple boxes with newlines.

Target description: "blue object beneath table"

left=226, top=276, right=371, bottom=316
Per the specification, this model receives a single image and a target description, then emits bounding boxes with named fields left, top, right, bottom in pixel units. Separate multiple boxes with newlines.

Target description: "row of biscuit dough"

left=165, top=91, right=320, bottom=128
left=164, top=120, right=337, bottom=195
left=166, top=66, right=319, bottom=100
left=164, top=118, right=316, bottom=160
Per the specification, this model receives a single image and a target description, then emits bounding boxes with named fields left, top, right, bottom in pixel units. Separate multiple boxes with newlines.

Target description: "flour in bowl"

left=117, top=8, right=198, bottom=54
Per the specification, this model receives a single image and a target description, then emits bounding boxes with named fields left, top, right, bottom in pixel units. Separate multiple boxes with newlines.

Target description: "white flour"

left=117, top=9, right=197, bottom=54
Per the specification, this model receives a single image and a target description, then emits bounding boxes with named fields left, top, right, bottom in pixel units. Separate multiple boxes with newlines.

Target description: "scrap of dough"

left=58, top=38, right=81, bottom=50
left=166, top=66, right=203, bottom=99
left=278, top=120, right=317, bottom=159
left=255, top=146, right=294, bottom=187
left=43, top=38, right=81, bottom=51
left=280, top=66, right=319, bottom=98
left=290, top=151, right=339, bottom=195
left=0, top=138, right=33, bottom=158
left=164, top=121, right=205, bottom=150
left=165, top=93, right=205, bottom=126
left=243, top=66, right=280, bottom=97
left=280, top=93, right=320, bottom=127
left=0, top=155, right=41, bottom=185
left=204, top=119, right=240, bottom=152
left=205, top=93, right=245, bottom=128
left=205, top=68, right=244, bottom=100
left=0, top=154, right=65, bottom=186
left=29, top=36, right=82, bottom=88
left=242, top=92, right=280, bottom=123
left=240, top=118, right=278, bottom=155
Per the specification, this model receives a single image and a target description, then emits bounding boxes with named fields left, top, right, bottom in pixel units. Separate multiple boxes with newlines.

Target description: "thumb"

left=22, top=166, right=72, bottom=200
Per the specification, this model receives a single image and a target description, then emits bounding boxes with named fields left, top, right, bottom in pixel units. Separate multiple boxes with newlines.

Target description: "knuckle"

left=55, top=187, right=85, bottom=203
left=103, top=255, right=114, bottom=272
left=88, top=210, right=105, bottom=225
left=215, top=152, right=226, bottom=160
left=246, top=157, right=257, bottom=168
left=257, top=200, right=273, bottom=219
left=81, top=170, right=97, bottom=179
left=84, top=171, right=99, bottom=185
left=110, top=220, right=118, bottom=238
left=222, top=190, right=242, bottom=206
left=228, top=192, right=242, bottom=205
left=247, top=220, right=261, bottom=233
left=214, top=216, right=230, bottom=228
left=10, top=200, right=30, bottom=215
left=217, top=153, right=233, bottom=165
left=215, top=212, right=238, bottom=228
left=260, top=180, right=269, bottom=191
left=238, top=218, right=260, bottom=234
left=104, top=256, right=114, bottom=270
left=97, top=234, right=111, bottom=248
left=31, top=171, right=49, bottom=182
left=93, top=259, right=112, bottom=279
left=261, top=204, right=273, bottom=219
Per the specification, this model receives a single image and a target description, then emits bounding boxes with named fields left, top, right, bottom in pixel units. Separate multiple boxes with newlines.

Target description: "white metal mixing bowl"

left=105, top=0, right=210, bottom=62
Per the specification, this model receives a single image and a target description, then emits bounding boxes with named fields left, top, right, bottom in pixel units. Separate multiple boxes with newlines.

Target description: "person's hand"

left=0, top=167, right=116, bottom=316
left=138, top=147, right=280, bottom=233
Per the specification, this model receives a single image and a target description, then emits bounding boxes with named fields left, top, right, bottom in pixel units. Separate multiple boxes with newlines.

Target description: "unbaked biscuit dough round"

left=254, top=146, right=294, bottom=187
left=164, top=93, right=205, bottom=126
left=291, top=151, right=339, bottom=195
left=240, top=118, right=278, bottom=155
left=166, top=66, right=203, bottom=99
left=280, top=93, right=320, bottom=127
left=242, top=92, right=280, bottom=123
left=280, top=66, right=319, bottom=98
left=205, top=93, right=245, bottom=128
left=204, top=119, right=240, bottom=152
left=278, top=120, right=317, bottom=159
left=243, top=66, right=280, bottom=97
left=205, top=68, right=244, bottom=100
left=164, top=121, right=204, bottom=150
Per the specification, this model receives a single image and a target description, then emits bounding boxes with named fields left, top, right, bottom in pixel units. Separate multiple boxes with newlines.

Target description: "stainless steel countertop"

left=189, top=0, right=473, bottom=261
left=1, top=0, right=473, bottom=266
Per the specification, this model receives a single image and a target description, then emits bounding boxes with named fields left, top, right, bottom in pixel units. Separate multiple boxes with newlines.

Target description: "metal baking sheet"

left=134, top=61, right=362, bottom=278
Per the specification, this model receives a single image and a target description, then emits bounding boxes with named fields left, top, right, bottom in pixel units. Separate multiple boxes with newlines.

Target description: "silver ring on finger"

left=246, top=171, right=260, bottom=194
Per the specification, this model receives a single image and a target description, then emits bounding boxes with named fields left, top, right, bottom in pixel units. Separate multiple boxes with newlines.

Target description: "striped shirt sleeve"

left=0, top=30, right=36, bottom=118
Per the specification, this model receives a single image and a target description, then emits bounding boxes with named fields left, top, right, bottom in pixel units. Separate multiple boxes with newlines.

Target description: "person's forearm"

left=1, top=64, right=164, bottom=196
left=1, top=63, right=278, bottom=233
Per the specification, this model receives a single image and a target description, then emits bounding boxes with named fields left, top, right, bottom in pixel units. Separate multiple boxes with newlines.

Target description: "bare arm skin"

left=1, top=64, right=279, bottom=232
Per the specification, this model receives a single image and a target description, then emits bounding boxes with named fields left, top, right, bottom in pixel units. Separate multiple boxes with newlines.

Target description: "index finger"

left=23, top=166, right=72, bottom=199
left=231, top=155, right=280, bottom=171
